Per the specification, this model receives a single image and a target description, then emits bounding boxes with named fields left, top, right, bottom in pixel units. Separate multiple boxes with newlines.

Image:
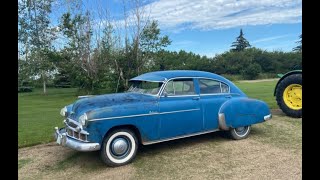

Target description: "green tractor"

left=274, top=70, right=302, bottom=118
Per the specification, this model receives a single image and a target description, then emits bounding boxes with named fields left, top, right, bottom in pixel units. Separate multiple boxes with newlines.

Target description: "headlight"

left=60, top=106, right=67, bottom=117
left=79, top=113, right=88, bottom=127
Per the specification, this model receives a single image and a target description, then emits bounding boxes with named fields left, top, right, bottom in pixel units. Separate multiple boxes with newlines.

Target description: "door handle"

left=192, top=97, right=200, bottom=100
left=225, top=95, right=232, bottom=98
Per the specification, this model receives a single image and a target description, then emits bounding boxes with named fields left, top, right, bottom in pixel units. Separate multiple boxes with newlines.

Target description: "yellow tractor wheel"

left=276, top=74, right=302, bottom=118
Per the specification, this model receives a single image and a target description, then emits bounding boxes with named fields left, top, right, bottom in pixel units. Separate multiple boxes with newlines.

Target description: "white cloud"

left=139, top=0, right=301, bottom=31
left=251, top=34, right=294, bottom=44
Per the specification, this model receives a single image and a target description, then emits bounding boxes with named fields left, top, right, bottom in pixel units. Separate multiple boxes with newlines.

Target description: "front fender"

left=218, top=97, right=271, bottom=129
left=84, top=102, right=159, bottom=144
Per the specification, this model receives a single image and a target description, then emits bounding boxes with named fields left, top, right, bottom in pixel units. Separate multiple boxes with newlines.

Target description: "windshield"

left=128, top=81, right=163, bottom=95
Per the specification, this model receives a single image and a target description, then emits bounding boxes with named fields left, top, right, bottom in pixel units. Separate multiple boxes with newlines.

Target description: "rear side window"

left=163, top=79, right=196, bottom=96
left=199, top=79, right=229, bottom=94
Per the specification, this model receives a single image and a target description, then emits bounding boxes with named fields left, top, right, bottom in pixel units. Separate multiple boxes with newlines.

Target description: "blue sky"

left=51, top=0, right=302, bottom=57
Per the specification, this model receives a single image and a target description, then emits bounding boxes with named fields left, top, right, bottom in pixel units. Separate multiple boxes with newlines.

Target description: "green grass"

left=18, top=80, right=279, bottom=148
left=18, top=158, right=32, bottom=169
left=18, top=88, right=78, bottom=148
left=234, top=80, right=278, bottom=109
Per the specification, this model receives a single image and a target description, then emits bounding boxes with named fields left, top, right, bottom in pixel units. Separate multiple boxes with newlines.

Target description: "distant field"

left=18, top=79, right=278, bottom=148
left=234, top=80, right=278, bottom=109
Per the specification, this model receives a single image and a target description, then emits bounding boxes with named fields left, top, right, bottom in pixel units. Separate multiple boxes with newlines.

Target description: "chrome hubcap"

left=234, top=126, right=249, bottom=136
left=111, top=138, right=129, bottom=156
left=235, top=127, right=245, bottom=132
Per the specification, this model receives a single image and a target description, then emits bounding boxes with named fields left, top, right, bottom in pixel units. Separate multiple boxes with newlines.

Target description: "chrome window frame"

left=197, top=78, right=231, bottom=95
left=161, top=78, right=196, bottom=97
left=158, top=77, right=231, bottom=98
left=128, top=76, right=231, bottom=98
left=127, top=79, right=165, bottom=97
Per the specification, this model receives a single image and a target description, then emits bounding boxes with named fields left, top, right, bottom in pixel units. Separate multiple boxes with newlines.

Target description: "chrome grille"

left=67, top=121, right=78, bottom=128
left=66, top=127, right=88, bottom=142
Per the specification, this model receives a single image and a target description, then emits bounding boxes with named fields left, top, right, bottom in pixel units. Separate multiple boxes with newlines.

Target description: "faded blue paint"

left=131, top=70, right=247, bottom=96
left=61, top=70, right=271, bottom=148
left=219, top=98, right=270, bottom=128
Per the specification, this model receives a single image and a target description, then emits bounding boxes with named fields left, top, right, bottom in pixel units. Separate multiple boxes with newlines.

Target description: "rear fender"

left=218, top=98, right=271, bottom=129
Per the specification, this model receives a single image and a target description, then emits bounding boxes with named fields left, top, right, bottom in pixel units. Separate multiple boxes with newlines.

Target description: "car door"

left=158, top=78, right=203, bottom=139
left=197, top=78, right=231, bottom=130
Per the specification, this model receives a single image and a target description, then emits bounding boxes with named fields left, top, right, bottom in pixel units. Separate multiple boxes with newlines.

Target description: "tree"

left=293, top=34, right=302, bottom=52
left=140, top=20, right=171, bottom=71
left=231, top=29, right=251, bottom=52
left=241, top=63, right=262, bottom=80
left=18, top=0, right=56, bottom=94
left=59, top=12, right=98, bottom=93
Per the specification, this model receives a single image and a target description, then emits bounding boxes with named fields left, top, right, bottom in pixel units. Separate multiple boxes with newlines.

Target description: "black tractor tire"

left=275, top=73, right=302, bottom=118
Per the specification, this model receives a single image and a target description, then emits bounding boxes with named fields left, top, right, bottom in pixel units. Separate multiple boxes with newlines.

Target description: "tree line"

left=18, top=0, right=302, bottom=94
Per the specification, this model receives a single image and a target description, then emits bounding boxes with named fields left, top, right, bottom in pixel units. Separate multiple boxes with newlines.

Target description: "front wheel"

left=227, top=126, right=251, bottom=140
left=100, top=129, right=138, bottom=167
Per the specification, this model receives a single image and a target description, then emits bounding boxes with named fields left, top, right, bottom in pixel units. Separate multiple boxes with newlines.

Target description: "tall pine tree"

left=292, top=34, right=302, bottom=52
left=231, top=29, right=251, bottom=52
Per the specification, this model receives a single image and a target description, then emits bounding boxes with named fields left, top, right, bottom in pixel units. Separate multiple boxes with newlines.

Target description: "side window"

left=199, top=79, right=229, bottom=94
left=163, top=79, right=195, bottom=96
left=221, top=83, right=229, bottom=93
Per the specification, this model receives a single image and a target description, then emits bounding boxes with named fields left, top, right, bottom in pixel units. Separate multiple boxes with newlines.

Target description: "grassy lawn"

left=18, top=80, right=279, bottom=148
left=18, top=88, right=78, bottom=148
left=234, top=80, right=278, bottom=109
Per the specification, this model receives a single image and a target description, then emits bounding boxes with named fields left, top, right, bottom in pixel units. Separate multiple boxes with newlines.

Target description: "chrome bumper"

left=264, top=114, right=272, bottom=121
left=54, top=127, right=100, bottom=152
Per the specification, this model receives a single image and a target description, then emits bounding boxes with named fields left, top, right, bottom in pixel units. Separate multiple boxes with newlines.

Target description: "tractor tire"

left=276, top=73, right=302, bottom=118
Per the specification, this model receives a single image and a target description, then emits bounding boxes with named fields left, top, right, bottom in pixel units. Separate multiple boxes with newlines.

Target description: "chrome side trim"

left=200, top=93, right=239, bottom=97
left=159, top=108, right=200, bottom=115
left=164, top=95, right=199, bottom=98
left=55, top=127, right=100, bottom=152
left=88, top=108, right=200, bottom=122
left=218, top=113, right=229, bottom=130
left=142, top=129, right=219, bottom=145
left=264, top=114, right=272, bottom=121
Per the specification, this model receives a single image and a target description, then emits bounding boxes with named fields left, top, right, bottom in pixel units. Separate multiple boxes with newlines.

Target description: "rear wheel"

left=276, top=74, right=302, bottom=118
left=227, top=126, right=251, bottom=140
left=100, top=129, right=138, bottom=167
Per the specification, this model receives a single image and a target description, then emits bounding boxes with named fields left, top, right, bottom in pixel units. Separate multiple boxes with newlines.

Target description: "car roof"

left=130, top=70, right=247, bottom=96
left=130, top=70, right=227, bottom=82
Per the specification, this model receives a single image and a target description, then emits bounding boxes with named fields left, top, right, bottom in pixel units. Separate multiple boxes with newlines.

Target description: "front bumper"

left=54, top=127, right=100, bottom=152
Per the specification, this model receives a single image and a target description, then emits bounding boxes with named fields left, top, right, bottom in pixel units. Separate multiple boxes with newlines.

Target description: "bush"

left=241, top=63, right=262, bottom=80
left=18, top=86, right=33, bottom=93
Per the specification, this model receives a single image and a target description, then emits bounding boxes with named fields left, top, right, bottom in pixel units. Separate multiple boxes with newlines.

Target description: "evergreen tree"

left=293, top=34, right=302, bottom=52
left=231, top=29, right=251, bottom=52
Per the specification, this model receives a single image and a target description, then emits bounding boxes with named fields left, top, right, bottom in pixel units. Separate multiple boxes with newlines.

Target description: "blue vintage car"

left=55, top=70, right=272, bottom=166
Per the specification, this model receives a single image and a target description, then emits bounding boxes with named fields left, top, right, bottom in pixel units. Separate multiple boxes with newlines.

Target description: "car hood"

left=69, top=92, right=157, bottom=120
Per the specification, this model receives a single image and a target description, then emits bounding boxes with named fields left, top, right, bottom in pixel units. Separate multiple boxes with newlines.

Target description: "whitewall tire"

left=228, top=126, right=251, bottom=140
left=100, top=129, right=138, bottom=167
